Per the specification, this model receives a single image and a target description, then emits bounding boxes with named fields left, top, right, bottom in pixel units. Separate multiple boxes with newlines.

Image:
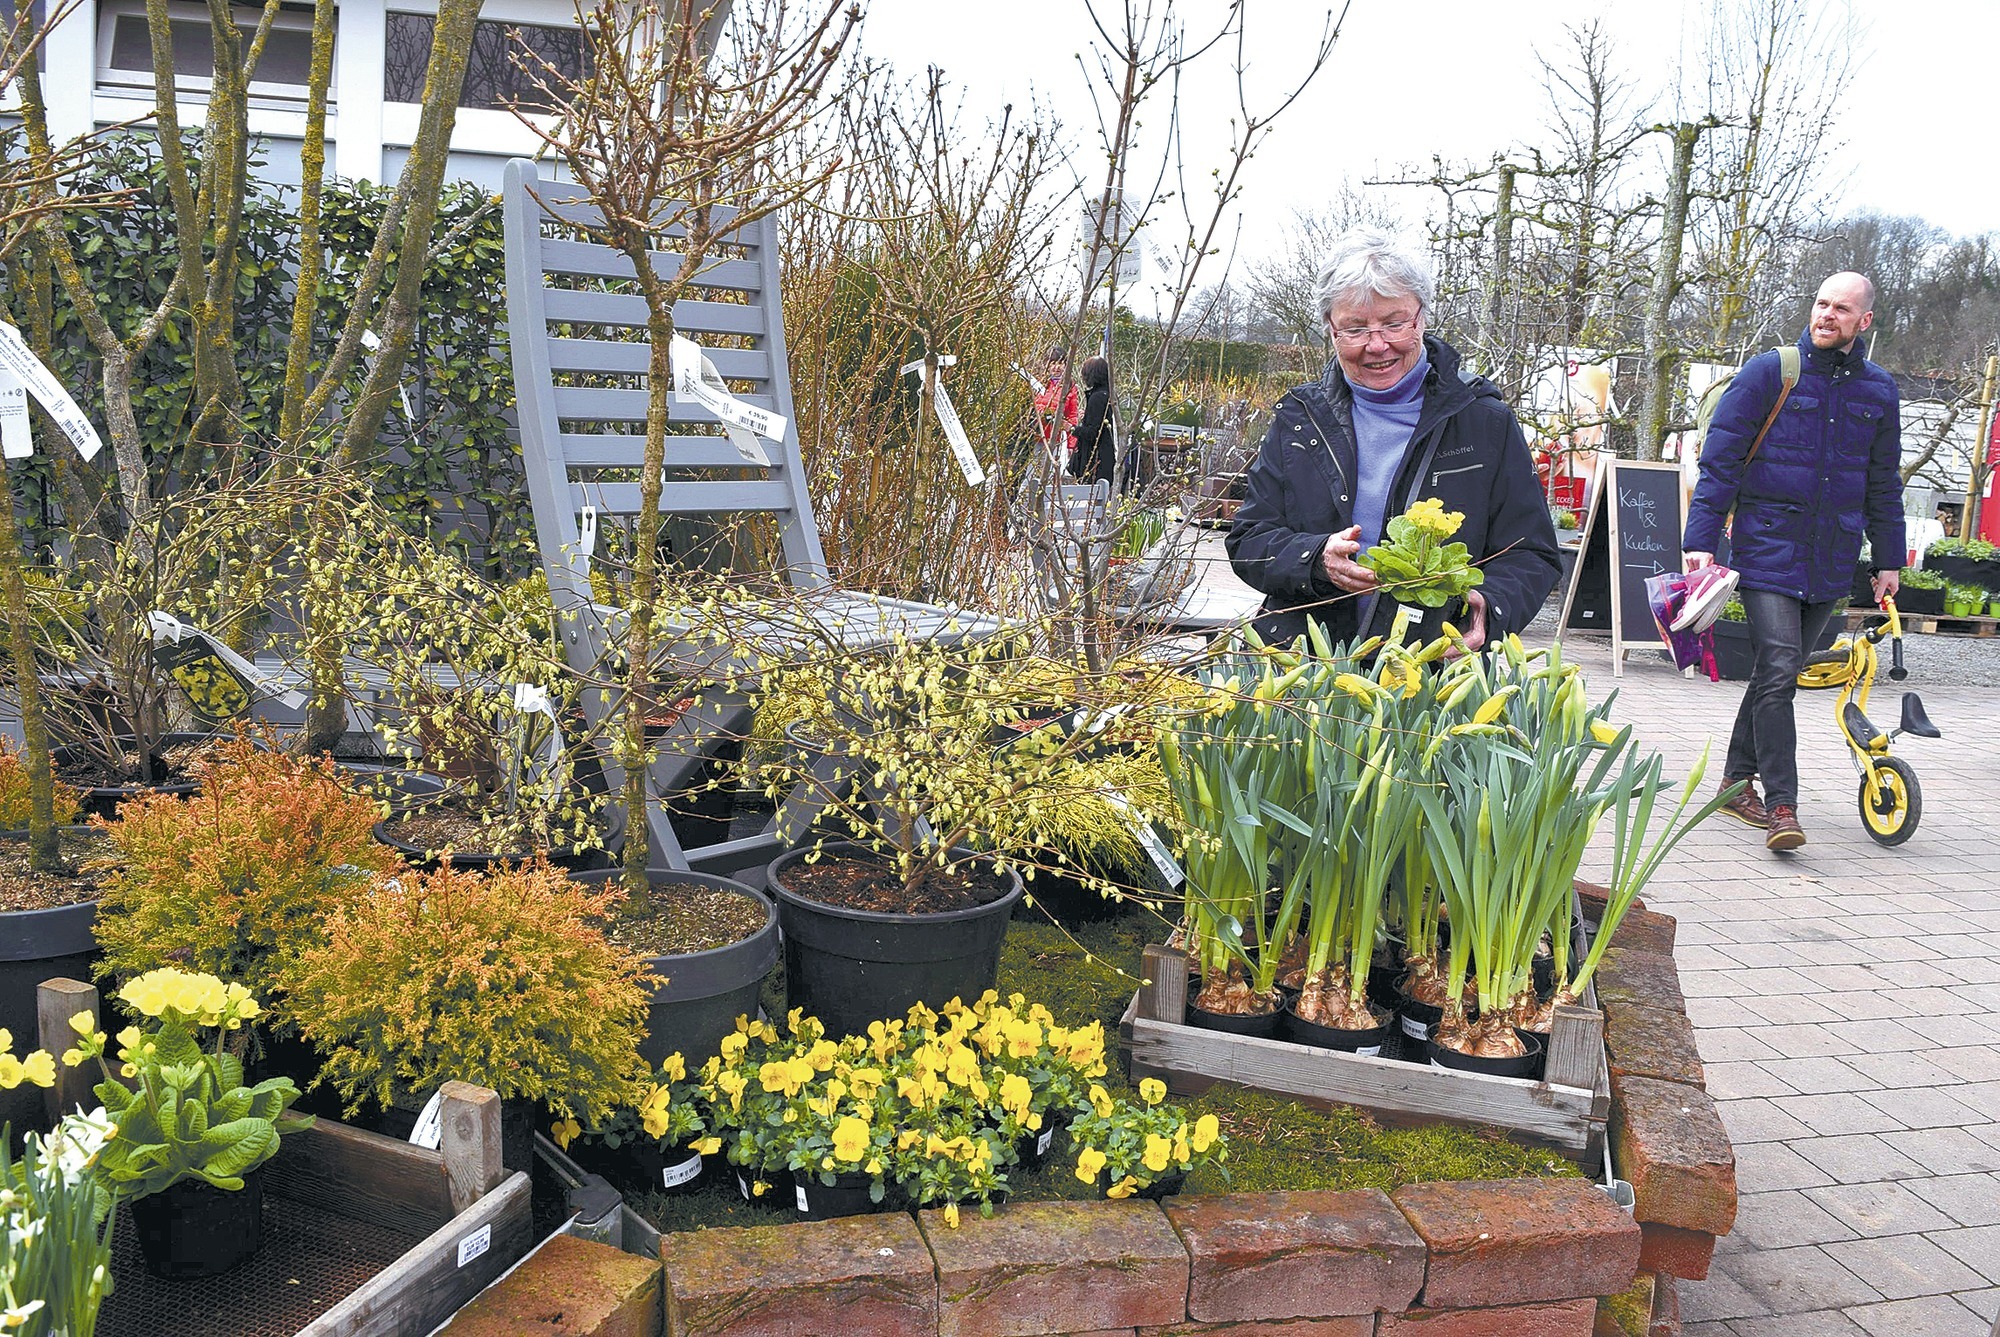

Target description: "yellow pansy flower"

left=1106, top=1176, right=1138, bottom=1199
left=1088, top=1084, right=1114, bottom=1119
left=1074, top=1146, right=1107, bottom=1183
left=1138, top=1077, right=1166, bottom=1106
left=1190, top=1113, right=1220, bottom=1153
left=1143, top=1134, right=1172, bottom=1174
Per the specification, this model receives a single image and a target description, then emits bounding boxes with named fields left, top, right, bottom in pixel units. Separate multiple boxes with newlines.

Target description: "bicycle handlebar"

left=1890, top=638, right=1908, bottom=681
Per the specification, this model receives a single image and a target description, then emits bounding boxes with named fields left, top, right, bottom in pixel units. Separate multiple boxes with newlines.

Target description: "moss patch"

left=633, top=905, right=1575, bottom=1235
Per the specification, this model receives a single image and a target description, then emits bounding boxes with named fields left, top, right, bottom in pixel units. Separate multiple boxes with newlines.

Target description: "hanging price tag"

left=0, top=323, right=101, bottom=460
left=0, top=369, right=29, bottom=459
left=901, top=356, right=984, bottom=487
left=1100, top=790, right=1184, bottom=887
left=671, top=335, right=782, bottom=465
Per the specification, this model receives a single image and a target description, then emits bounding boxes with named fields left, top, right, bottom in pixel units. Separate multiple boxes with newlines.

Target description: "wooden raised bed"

left=38, top=979, right=535, bottom=1337
left=1120, top=937, right=1611, bottom=1158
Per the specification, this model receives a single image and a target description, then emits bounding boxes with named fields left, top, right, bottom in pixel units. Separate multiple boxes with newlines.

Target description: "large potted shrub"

left=280, top=860, right=655, bottom=1168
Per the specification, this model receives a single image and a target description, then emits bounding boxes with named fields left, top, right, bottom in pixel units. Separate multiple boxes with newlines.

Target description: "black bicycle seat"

left=1843, top=701, right=1886, bottom=751
left=1900, top=693, right=1942, bottom=739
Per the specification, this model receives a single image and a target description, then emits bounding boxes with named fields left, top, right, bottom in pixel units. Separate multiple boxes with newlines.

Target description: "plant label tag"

left=1036, top=1126, right=1054, bottom=1155
left=1400, top=1015, right=1429, bottom=1041
left=407, top=1089, right=446, bottom=1150
left=795, top=1183, right=810, bottom=1213
left=0, top=323, right=101, bottom=460
left=902, top=358, right=985, bottom=487
left=1101, top=790, right=1184, bottom=887
left=455, top=1223, right=491, bottom=1268
left=0, top=369, right=29, bottom=458
left=1355, top=1045, right=1383, bottom=1058
left=661, top=1151, right=703, bottom=1189
left=671, top=335, right=783, bottom=460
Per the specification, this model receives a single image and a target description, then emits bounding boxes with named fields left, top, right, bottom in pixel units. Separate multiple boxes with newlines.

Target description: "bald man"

left=1684, top=272, right=1906, bottom=853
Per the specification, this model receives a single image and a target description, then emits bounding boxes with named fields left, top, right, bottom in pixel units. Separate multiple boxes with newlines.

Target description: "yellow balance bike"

left=1797, top=597, right=1940, bottom=845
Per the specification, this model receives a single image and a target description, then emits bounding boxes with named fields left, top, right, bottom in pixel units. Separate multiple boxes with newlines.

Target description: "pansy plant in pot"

left=61, top=968, right=309, bottom=1279
left=1068, top=1076, right=1227, bottom=1200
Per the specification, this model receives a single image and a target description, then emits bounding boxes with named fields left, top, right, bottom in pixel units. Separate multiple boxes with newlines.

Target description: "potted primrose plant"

left=60, top=969, right=308, bottom=1279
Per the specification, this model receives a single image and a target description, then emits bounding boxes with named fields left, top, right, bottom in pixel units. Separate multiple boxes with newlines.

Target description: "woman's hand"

left=1319, top=525, right=1380, bottom=593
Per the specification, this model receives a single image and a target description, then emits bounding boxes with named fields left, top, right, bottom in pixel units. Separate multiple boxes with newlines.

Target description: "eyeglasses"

left=1330, top=316, right=1421, bottom=347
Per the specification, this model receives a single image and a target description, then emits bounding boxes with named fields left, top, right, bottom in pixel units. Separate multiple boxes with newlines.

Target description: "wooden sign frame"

left=1555, top=459, right=1688, bottom=677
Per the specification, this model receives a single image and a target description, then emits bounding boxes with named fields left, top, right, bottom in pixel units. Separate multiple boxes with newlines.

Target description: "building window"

left=383, top=13, right=589, bottom=113
left=98, top=1, right=325, bottom=97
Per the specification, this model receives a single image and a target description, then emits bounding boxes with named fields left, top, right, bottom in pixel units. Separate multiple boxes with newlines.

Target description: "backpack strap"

left=1742, top=345, right=1801, bottom=469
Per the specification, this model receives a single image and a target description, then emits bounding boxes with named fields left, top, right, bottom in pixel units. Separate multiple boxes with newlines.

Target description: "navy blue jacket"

left=1684, top=331, right=1905, bottom=602
left=1226, top=336, right=1561, bottom=648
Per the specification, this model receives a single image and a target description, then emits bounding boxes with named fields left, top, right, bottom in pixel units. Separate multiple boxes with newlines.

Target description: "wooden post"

left=36, top=978, right=98, bottom=1124
left=1139, top=944, right=1186, bottom=1024
left=1964, top=354, right=1998, bottom=540
left=439, top=1081, right=503, bottom=1215
left=1545, top=1001, right=1603, bottom=1091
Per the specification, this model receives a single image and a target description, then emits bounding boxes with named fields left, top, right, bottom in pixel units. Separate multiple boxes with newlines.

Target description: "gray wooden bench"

left=501, top=158, right=999, bottom=872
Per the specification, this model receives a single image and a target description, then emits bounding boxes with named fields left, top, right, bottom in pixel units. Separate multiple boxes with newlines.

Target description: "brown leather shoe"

left=1765, top=804, right=1806, bottom=852
left=1718, top=779, right=1768, bottom=828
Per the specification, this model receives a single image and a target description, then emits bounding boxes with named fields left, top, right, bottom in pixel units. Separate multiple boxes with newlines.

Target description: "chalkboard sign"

left=1557, top=459, right=1686, bottom=675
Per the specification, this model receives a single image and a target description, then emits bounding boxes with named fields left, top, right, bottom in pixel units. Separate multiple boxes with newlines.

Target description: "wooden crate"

left=39, top=980, right=535, bottom=1337
left=1120, top=939, right=1610, bottom=1158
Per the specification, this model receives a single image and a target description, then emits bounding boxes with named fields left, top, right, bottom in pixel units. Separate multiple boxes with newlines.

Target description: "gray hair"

left=1315, top=228, right=1436, bottom=325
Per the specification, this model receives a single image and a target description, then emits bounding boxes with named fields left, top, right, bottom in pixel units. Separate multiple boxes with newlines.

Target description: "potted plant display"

left=1945, top=582, right=1985, bottom=617
left=556, top=1052, right=722, bottom=1198
left=279, top=859, right=655, bottom=1169
left=1067, top=1075, right=1226, bottom=1200
left=0, top=1104, right=118, bottom=1334
left=1897, top=567, right=1946, bottom=617
left=59, top=969, right=308, bottom=1278
left=759, top=636, right=1135, bottom=1038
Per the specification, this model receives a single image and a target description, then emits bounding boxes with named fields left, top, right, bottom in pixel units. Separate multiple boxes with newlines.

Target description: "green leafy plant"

left=0, top=1109, right=118, bottom=1337
left=1067, top=1075, right=1227, bottom=1199
left=281, top=860, right=655, bottom=1123
left=1361, top=497, right=1485, bottom=609
left=60, top=968, right=307, bottom=1200
left=1112, top=509, right=1167, bottom=559
left=92, top=733, right=400, bottom=1028
left=1901, top=568, right=1946, bottom=591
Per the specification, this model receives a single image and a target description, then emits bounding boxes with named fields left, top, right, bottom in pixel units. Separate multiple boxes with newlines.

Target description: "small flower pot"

left=129, top=1169, right=265, bottom=1279
left=791, top=1168, right=885, bottom=1220
left=1184, top=997, right=1281, bottom=1039
left=1426, top=1030, right=1545, bottom=1080
left=1281, top=1001, right=1392, bottom=1055
left=1898, top=585, right=1944, bottom=617
left=1015, top=1118, right=1064, bottom=1169
left=1099, top=1168, right=1187, bottom=1201
left=732, top=1166, right=787, bottom=1210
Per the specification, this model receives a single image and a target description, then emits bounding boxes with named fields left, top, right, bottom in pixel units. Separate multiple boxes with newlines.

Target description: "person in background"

left=1034, top=345, right=1080, bottom=462
left=1683, top=271, right=1904, bottom=854
left=1068, top=356, right=1116, bottom=485
left=1226, top=228, right=1559, bottom=650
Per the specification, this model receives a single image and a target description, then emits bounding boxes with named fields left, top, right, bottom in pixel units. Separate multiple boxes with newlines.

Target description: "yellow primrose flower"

left=864, top=1157, right=882, bottom=1175
left=1138, top=1077, right=1166, bottom=1106
left=1191, top=1113, right=1220, bottom=1153
left=1074, top=1146, right=1107, bottom=1183
left=750, top=1179, right=768, bottom=1197
left=640, top=1087, right=673, bottom=1139
left=806, top=1040, right=839, bottom=1073
left=66, top=1011, right=96, bottom=1037
left=1143, top=1134, right=1172, bottom=1174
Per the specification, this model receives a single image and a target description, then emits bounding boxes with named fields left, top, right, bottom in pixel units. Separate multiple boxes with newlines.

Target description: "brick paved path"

left=1181, top=537, right=2000, bottom=1335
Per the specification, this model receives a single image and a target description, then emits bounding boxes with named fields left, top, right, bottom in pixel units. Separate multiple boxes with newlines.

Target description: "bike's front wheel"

left=1859, top=756, right=1920, bottom=846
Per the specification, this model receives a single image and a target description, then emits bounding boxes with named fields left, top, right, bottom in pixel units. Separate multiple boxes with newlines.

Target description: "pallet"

left=1845, top=607, right=1999, bottom=638
left=1119, top=914, right=1611, bottom=1158
left=41, top=980, right=534, bottom=1337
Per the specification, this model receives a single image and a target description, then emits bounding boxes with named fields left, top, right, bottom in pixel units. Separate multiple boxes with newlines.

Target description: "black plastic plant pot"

left=1710, top=620, right=1755, bottom=681
left=1015, top=1117, right=1064, bottom=1170
left=1532, top=950, right=1556, bottom=1001
left=1514, top=1027, right=1551, bottom=1082
left=1021, top=868, right=1124, bottom=924
left=373, top=820, right=599, bottom=872
left=1282, top=1001, right=1392, bottom=1055
left=577, top=1137, right=709, bottom=1197
left=338, top=765, right=447, bottom=816
left=129, top=1168, right=265, bottom=1279
left=791, top=1169, right=885, bottom=1221
left=733, top=1166, right=788, bottom=1210
left=0, top=831, right=101, bottom=1136
left=1098, top=1168, right=1187, bottom=1201
left=765, top=843, right=1021, bottom=1042
left=1426, top=1030, right=1545, bottom=1080
left=1185, top=999, right=1281, bottom=1039
left=570, top=869, right=779, bottom=1069
left=1393, top=973, right=1448, bottom=1048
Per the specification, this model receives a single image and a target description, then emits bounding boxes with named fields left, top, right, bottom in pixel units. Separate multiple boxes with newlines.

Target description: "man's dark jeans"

left=1724, top=588, right=1838, bottom=809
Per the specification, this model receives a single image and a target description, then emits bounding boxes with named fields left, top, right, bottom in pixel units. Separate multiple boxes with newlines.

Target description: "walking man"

left=1684, top=272, right=1905, bottom=852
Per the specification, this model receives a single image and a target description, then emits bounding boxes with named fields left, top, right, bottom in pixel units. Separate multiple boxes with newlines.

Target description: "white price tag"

left=671, top=335, right=783, bottom=465
left=902, top=357, right=984, bottom=487
left=407, top=1088, right=445, bottom=1150
left=661, top=1151, right=703, bottom=1189
left=0, top=369, right=29, bottom=459
left=795, top=1182, right=810, bottom=1213
left=1100, top=790, right=1184, bottom=887
left=0, top=323, right=101, bottom=461
left=1400, top=1015, right=1429, bottom=1041
left=455, top=1223, right=491, bottom=1268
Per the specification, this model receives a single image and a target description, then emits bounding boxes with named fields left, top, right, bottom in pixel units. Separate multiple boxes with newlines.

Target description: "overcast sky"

left=851, top=0, right=1998, bottom=284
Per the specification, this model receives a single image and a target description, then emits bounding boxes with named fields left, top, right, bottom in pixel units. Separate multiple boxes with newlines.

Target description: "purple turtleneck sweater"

left=1350, top=353, right=1429, bottom=552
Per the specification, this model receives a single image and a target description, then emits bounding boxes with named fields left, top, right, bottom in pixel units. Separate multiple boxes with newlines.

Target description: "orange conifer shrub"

left=283, top=860, right=656, bottom=1123
left=93, top=735, right=401, bottom=1025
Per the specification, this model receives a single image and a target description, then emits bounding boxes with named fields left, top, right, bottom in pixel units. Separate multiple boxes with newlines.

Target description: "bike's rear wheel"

left=1859, top=756, right=1920, bottom=846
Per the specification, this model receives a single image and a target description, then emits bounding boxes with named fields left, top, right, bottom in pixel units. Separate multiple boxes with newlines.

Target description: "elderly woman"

left=1227, top=229, right=1559, bottom=650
